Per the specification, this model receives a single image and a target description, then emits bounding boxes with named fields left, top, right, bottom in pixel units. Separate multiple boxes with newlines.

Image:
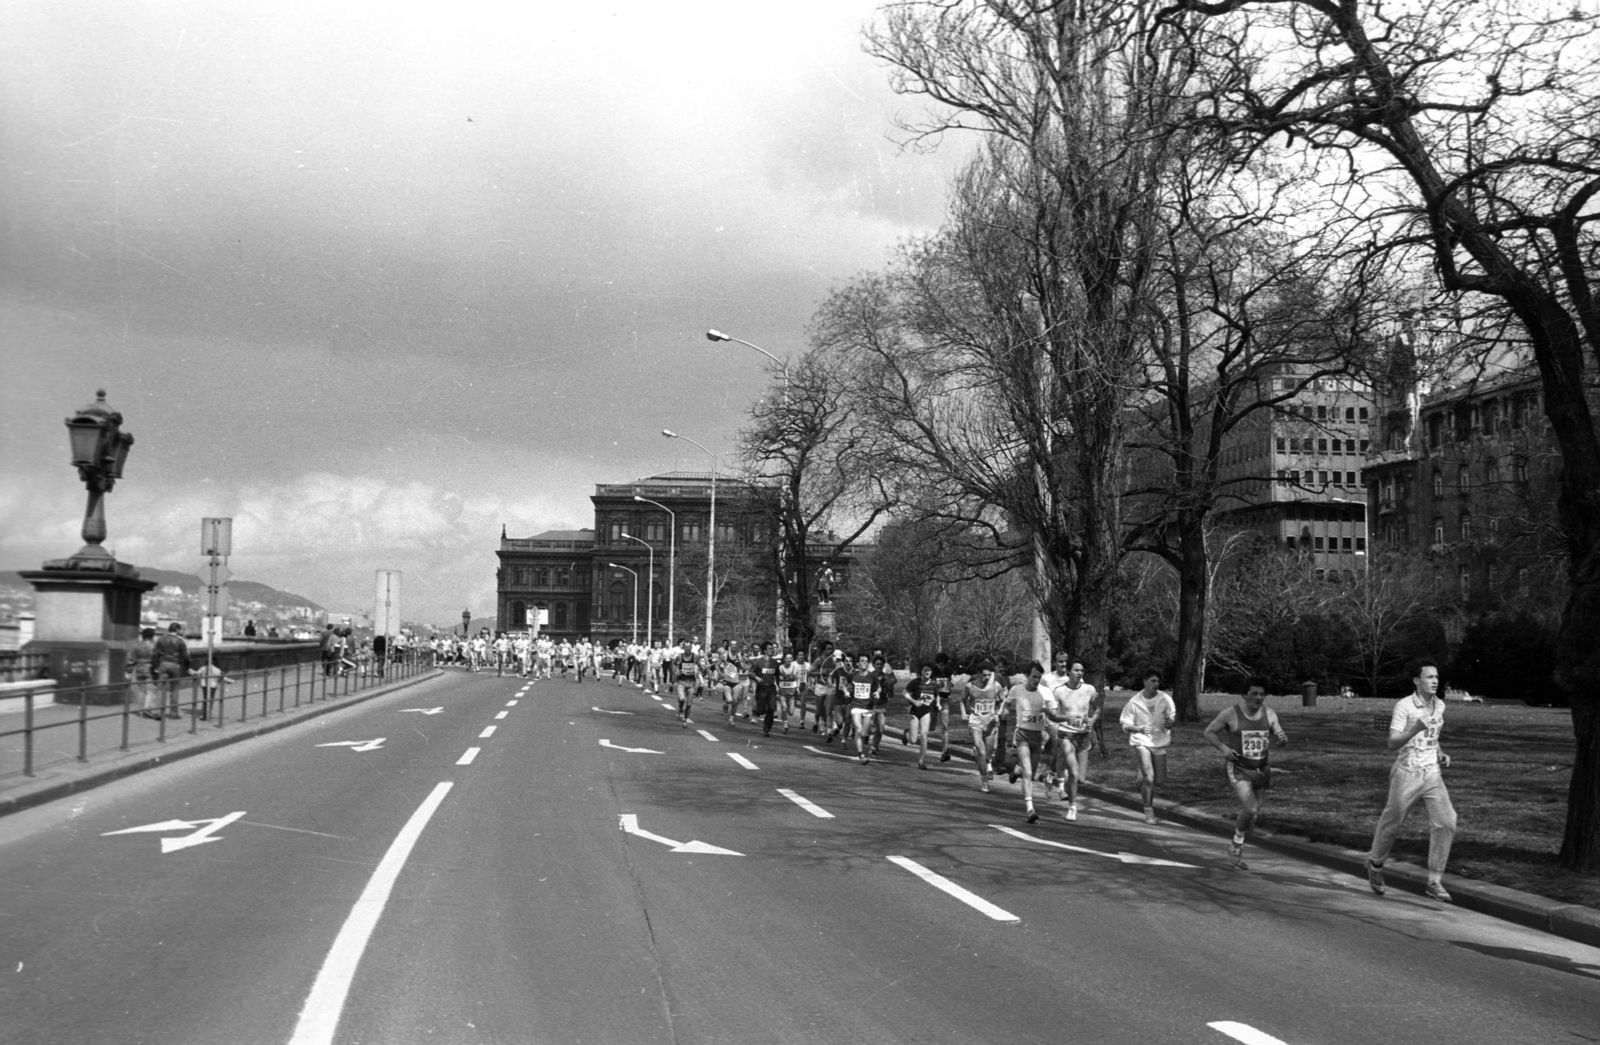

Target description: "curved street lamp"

left=62, top=390, right=135, bottom=565
left=634, top=494, right=676, bottom=645
left=662, top=429, right=716, bottom=648
left=620, top=533, right=654, bottom=645
left=606, top=563, right=639, bottom=645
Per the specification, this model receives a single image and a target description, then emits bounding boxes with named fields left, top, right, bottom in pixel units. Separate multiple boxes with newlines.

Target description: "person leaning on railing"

left=128, top=627, right=157, bottom=717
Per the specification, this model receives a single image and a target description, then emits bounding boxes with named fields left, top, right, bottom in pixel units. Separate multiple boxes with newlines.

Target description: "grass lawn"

left=889, top=686, right=1596, bottom=908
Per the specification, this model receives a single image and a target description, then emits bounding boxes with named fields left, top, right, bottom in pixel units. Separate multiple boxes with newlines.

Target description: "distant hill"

left=0, top=566, right=324, bottom=615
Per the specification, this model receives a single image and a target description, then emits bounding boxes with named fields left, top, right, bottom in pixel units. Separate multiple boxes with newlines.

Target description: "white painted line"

left=1208, top=1022, right=1293, bottom=1045
left=777, top=788, right=833, bottom=818
left=288, top=781, right=453, bottom=1045
left=727, top=752, right=759, bottom=770
left=506, top=700, right=518, bottom=706
left=886, top=855, right=1019, bottom=923
left=990, top=824, right=1198, bottom=868
left=494, top=711, right=508, bottom=720
left=479, top=726, right=497, bottom=738
left=696, top=729, right=719, bottom=742
left=456, top=747, right=480, bottom=765
left=599, top=739, right=663, bottom=754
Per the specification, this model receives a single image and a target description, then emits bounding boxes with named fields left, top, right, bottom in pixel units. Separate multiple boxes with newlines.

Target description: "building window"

left=1432, top=470, right=1443, bottom=498
left=1513, top=457, right=1529, bottom=483
left=536, top=569, right=549, bottom=586
left=1314, top=536, right=1325, bottom=551
left=1342, top=536, right=1353, bottom=551
left=683, top=519, right=702, bottom=541
left=1488, top=517, right=1499, bottom=541
left=1289, top=437, right=1300, bottom=453
left=1317, top=438, right=1328, bottom=453
left=1457, top=464, right=1470, bottom=491
left=609, top=521, right=622, bottom=543
left=1317, top=405, right=1328, bottom=421
left=1486, top=459, right=1501, bottom=485
left=644, top=522, right=665, bottom=541
left=1346, top=471, right=1356, bottom=485
left=1433, top=517, right=1444, bottom=545
left=553, top=602, right=568, bottom=628
left=1291, top=470, right=1302, bottom=484
left=1345, top=407, right=1356, bottom=421
left=1428, top=414, right=1443, bottom=448
left=1356, top=536, right=1366, bottom=551
left=1276, top=437, right=1286, bottom=453
left=1318, top=470, right=1328, bottom=485
left=1487, top=565, right=1498, bottom=591
left=1360, top=439, right=1370, bottom=453
left=1459, top=566, right=1470, bottom=600
left=1277, top=469, right=1288, bottom=481
left=557, top=568, right=570, bottom=587
left=512, top=601, right=526, bottom=627
left=1345, top=439, right=1356, bottom=453
left=1359, top=407, right=1369, bottom=421
left=1460, top=511, right=1472, bottom=542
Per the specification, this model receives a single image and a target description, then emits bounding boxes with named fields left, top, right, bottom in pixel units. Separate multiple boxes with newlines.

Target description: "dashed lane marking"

left=727, top=752, right=759, bottom=770
left=886, top=856, right=1018, bottom=923
left=494, top=711, right=508, bottom=720
left=696, top=729, right=719, bottom=742
left=479, top=726, right=497, bottom=738
left=506, top=700, right=518, bottom=706
left=456, top=747, right=480, bottom=766
left=777, top=788, right=833, bottom=818
left=1208, top=1022, right=1294, bottom=1045
left=288, top=782, right=454, bottom=1045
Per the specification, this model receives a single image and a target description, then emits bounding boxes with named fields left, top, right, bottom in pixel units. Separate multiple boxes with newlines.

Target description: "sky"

left=0, top=0, right=962, bottom=624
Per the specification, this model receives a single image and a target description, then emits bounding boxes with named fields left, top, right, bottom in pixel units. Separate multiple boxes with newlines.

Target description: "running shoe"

left=1424, top=881, right=1452, bottom=903
left=1227, top=843, right=1248, bottom=870
left=980, top=779, right=991, bottom=793
left=1026, top=806, right=1039, bottom=824
left=859, top=755, right=870, bottom=765
left=783, top=722, right=790, bottom=734
left=940, top=751, right=951, bottom=763
left=1065, top=804, right=1078, bottom=822
left=1143, top=808, right=1158, bottom=825
left=1366, top=859, right=1386, bottom=896
left=917, top=762, right=927, bottom=770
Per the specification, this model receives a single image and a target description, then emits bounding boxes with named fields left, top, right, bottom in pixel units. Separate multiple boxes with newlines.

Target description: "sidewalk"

left=878, top=722, right=1600, bottom=951
left=0, top=663, right=444, bottom=816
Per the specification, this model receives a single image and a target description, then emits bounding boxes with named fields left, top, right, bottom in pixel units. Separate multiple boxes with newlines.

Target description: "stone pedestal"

left=815, top=599, right=837, bottom=641
left=21, top=559, right=156, bottom=705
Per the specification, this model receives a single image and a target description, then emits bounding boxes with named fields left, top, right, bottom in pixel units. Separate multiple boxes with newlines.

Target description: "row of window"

left=1424, top=393, right=1537, bottom=448
left=506, top=567, right=589, bottom=589
left=508, top=599, right=589, bottom=630
left=1430, top=459, right=1529, bottom=495
left=1277, top=470, right=1361, bottom=487
left=1278, top=437, right=1369, bottom=455
left=1433, top=513, right=1503, bottom=544
left=1280, top=401, right=1370, bottom=423
left=1284, top=534, right=1367, bottom=552
left=604, top=519, right=747, bottom=544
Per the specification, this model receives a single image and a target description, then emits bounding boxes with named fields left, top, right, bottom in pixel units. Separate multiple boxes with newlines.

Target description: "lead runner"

left=1202, top=679, right=1288, bottom=868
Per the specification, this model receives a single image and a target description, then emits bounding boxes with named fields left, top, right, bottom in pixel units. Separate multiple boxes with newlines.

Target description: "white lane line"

left=696, top=729, right=719, bottom=742
left=506, top=700, right=518, bottom=706
left=777, top=788, right=833, bottom=818
left=494, top=711, right=508, bottom=720
left=727, top=752, right=759, bottom=770
left=1208, top=1022, right=1293, bottom=1045
left=288, top=781, right=454, bottom=1045
left=990, top=824, right=1198, bottom=868
left=479, top=726, right=497, bottom=738
left=456, top=747, right=480, bottom=765
left=886, top=856, right=1019, bottom=923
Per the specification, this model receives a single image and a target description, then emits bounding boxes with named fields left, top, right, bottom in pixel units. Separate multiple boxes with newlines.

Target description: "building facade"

left=1211, top=371, right=1376, bottom=575
left=495, top=472, right=864, bottom=646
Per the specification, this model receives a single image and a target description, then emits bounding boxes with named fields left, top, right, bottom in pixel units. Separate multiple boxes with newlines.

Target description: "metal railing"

left=0, top=651, right=437, bottom=781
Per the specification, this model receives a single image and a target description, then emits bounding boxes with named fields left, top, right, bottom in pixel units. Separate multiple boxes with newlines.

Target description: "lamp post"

left=620, top=533, right=655, bottom=645
left=634, top=494, right=676, bottom=646
left=607, top=563, right=639, bottom=644
left=706, top=330, right=789, bottom=649
left=663, top=429, right=716, bottom=648
left=462, top=608, right=471, bottom=638
left=61, top=390, right=135, bottom=565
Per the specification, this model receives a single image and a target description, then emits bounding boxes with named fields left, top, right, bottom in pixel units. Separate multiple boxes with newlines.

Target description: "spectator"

left=149, top=623, right=191, bottom=719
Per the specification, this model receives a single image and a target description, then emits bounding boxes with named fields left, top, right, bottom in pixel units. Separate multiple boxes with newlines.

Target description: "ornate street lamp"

left=61, top=390, right=134, bottom=565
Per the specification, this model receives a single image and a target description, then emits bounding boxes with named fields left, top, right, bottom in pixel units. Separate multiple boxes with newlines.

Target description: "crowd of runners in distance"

left=426, top=632, right=1456, bottom=897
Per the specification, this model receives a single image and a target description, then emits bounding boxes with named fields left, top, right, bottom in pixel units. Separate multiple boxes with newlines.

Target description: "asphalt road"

left=1, top=669, right=1596, bottom=1045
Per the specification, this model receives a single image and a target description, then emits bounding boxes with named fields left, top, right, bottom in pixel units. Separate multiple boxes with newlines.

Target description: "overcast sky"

left=0, top=0, right=960, bottom=623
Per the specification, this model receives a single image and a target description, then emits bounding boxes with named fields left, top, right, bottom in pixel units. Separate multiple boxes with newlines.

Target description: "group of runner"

left=430, top=632, right=600, bottom=680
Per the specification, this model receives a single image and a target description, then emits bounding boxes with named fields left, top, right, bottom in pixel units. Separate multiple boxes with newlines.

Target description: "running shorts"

left=1013, top=728, right=1046, bottom=762
left=1062, top=730, right=1094, bottom=752
left=1226, top=759, right=1271, bottom=791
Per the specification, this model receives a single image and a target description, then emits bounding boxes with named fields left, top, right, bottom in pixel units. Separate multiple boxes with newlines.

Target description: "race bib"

left=1240, top=729, right=1269, bottom=760
left=1019, top=709, right=1043, bottom=728
left=1065, top=714, right=1088, bottom=731
left=852, top=682, right=873, bottom=702
left=972, top=698, right=995, bottom=717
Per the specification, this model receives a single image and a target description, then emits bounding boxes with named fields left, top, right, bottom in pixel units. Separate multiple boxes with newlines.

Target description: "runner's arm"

left=1202, top=707, right=1237, bottom=758
left=1267, top=708, right=1289, bottom=746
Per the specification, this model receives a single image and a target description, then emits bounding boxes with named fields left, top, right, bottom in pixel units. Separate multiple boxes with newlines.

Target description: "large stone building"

left=495, top=472, right=864, bottom=646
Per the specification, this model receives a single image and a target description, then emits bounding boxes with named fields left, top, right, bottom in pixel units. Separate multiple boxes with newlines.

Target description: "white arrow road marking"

left=397, top=708, right=444, bottom=715
left=617, top=814, right=742, bottom=855
left=1208, top=1022, right=1294, bottom=1045
left=599, top=739, right=664, bottom=754
left=695, top=729, right=719, bottom=742
left=317, top=739, right=386, bottom=752
left=103, top=811, right=247, bottom=854
left=990, top=824, right=1198, bottom=867
left=726, top=752, right=758, bottom=770
left=887, top=855, right=1018, bottom=923
left=592, top=707, right=635, bottom=715
left=804, top=744, right=871, bottom=762
left=289, top=782, right=452, bottom=1045
left=777, top=789, right=833, bottom=818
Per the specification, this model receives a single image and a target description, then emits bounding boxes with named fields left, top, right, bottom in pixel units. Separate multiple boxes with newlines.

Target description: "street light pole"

left=633, top=495, right=675, bottom=646
left=663, top=429, right=715, bottom=648
left=707, top=330, right=789, bottom=650
left=621, top=533, right=654, bottom=644
left=607, top=563, right=639, bottom=645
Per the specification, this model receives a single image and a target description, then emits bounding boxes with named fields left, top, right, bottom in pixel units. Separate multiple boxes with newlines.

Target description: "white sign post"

left=199, top=518, right=233, bottom=688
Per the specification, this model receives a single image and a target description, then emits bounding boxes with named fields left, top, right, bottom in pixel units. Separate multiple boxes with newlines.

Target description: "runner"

left=867, top=653, right=894, bottom=757
left=1365, top=660, right=1457, bottom=903
left=1119, top=670, right=1177, bottom=824
left=1203, top=679, right=1289, bottom=868
left=778, top=651, right=804, bottom=733
left=845, top=653, right=879, bottom=764
left=930, top=652, right=954, bottom=764
left=493, top=632, right=511, bottom=677
left=1000, top=662, right=1068, bottom=822
left=574, top=637, right=592, bottom=682
left=904, top=663, right=939, bottom=769
left=556, top=639, right=574, bottom=678
left=673, top=636, right=702, bottom=727
left=960, top=663, right=1004, bottom=792
left=716, top=648, right=742, bottom=725
left=1048, top=659, right=1101, bottom=821
left=805, top=644, right=834, bottom=733
left=749, top=640, right=782, bottom=736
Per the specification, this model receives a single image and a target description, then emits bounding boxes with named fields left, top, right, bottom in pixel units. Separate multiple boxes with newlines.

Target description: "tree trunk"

left=1557, top=539, right=1600, bottom=871
left=1172, top=517, right=1209, bottom=722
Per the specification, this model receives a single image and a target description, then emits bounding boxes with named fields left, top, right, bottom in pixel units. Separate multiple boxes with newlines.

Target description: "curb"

left=0, top=670, right=445, bottom=818
left=883, top=725, right=1600, bottom=951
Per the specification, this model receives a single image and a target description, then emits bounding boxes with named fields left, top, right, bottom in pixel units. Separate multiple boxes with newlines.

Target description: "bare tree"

left=737, top=348, right=890, bottom=653
left=1165, top=0, right=1600, bottom=872
left=1332, top=547, right=1435, bottom=699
